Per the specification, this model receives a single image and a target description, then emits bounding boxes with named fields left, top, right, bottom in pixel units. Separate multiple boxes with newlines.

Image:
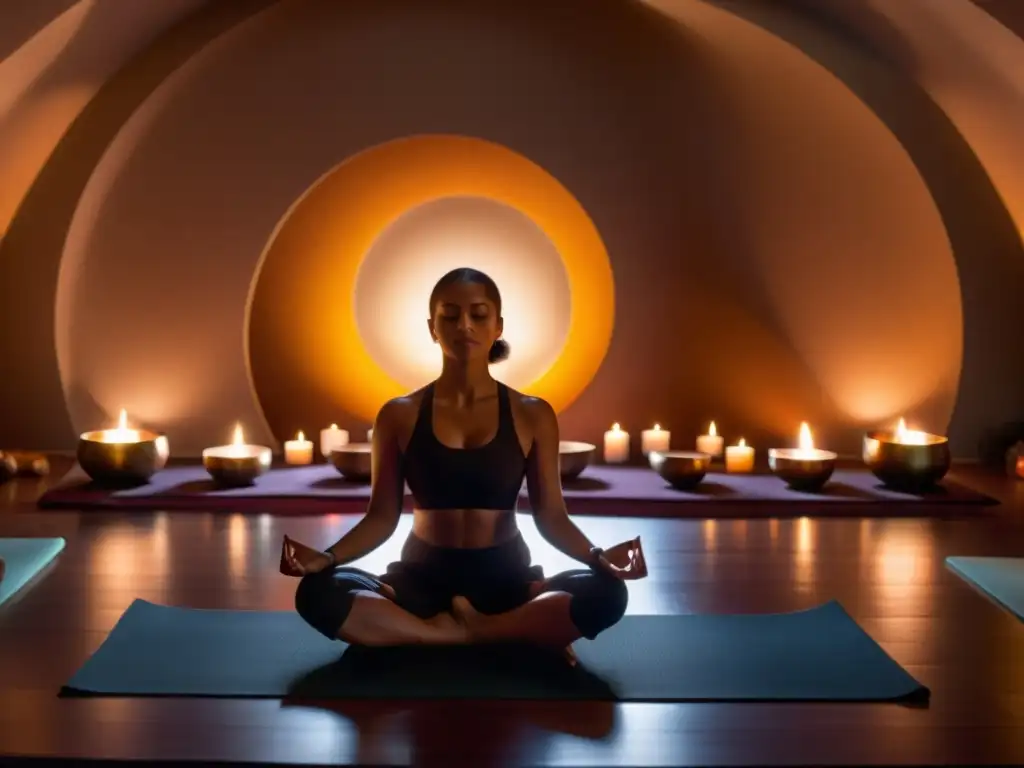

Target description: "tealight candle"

left=284, top=430, right=314, bottom=465
left=319, top=423, right=349, bottom=459
left=725, top=438, right=755, bottom=473
left=696, top=421, right=724, bottom=458
left=641, top=423, right=671, bottom=456
left=603, top=423, right=630, bottom=464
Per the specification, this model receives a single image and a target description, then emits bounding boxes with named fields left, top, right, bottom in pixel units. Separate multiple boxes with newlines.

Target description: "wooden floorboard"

left=0, top=457, right=1023, bottom=766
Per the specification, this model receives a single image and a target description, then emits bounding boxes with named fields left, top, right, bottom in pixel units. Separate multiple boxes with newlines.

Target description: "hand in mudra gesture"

left=596, top=536, right=648, bottom=580
left=280, top=535, right=333, bottom=577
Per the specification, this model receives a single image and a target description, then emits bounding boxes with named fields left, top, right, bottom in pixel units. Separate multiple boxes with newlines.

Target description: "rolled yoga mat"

left=62, top=599, right=928, bottom=702
left=946, top=556, right=1024, bottom=622
left=0, top=537, right=65, bottom=607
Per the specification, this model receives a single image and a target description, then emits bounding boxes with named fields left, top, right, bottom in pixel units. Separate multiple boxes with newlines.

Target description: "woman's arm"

left=322, top=400, right=405, bottom=565
left=524, top=398, right=598, bottom=564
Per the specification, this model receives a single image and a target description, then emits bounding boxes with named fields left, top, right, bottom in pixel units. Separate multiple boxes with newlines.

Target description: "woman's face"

left=428, top=280, right=502, bottom=363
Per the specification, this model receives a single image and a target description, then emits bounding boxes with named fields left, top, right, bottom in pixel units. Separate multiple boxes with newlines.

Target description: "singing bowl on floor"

left=202, top=448, right=272, bottom=488
left=77, top=431, right=170, bottom=485
left=649, top=450, right=711, bottom=490
left=768, top=449, right=837, bottom=492
left=559, top=441, right=596, bottom=480
left=330, top=443, right=372, bottom=482
left=863, top=431, right=950, bottom=491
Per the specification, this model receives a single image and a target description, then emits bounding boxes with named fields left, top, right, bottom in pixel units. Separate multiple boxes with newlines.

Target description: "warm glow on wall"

left=248, top=134, right=615, bottom=423
left=354, top=196, right=572, bottom=390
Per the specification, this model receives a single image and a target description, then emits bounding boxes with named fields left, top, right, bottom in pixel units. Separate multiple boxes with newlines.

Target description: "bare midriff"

left=411, top=508, right=520, bottom=549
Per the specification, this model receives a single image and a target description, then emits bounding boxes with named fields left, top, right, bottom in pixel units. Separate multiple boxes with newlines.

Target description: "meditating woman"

left=281, top=267, right=647, bottom=654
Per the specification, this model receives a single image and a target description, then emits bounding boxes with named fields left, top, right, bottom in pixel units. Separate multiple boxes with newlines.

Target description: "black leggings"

left=295, top=533, right=628, bottom=642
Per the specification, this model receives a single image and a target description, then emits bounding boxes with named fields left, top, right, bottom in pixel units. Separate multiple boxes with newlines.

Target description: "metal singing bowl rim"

left=560, top=441, right=597, bottom=453
left=79, top=429, right=165, bottom=444
left=864, top=430, right=948, bottom=447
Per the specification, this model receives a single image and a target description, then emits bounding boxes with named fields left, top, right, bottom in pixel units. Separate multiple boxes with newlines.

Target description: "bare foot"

left=451, top=596, right=577, bottom=664
left=450, top=595, right=485, bottom=639
left=424, top=610, right=470, bottom=644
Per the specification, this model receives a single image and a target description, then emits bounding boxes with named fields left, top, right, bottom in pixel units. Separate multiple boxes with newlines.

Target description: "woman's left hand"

left=595, top=536, right=648, bottom=580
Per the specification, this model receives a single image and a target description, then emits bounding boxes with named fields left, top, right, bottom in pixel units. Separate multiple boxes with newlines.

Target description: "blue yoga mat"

left=0, top=537, right=65, bottom=607
left=62, top=599, right=927, bottom=702
left=946, top=556, right=1024, bottom=622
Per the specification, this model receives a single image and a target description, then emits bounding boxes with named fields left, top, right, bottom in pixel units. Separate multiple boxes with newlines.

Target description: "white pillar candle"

left=603, top=423, right=630, bottom=464
left=696, top=420, right=724, bottom=458
left=641, top=423, right=671, bottom=456
left=319, top=423, right=349, bottom=458
left=725, top=438, right=755, bottom=473
left=284, top=430, right=314, bottom=465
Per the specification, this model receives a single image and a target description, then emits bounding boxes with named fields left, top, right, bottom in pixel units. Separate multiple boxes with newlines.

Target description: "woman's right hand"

left=280, top=535, right=334, bottom=577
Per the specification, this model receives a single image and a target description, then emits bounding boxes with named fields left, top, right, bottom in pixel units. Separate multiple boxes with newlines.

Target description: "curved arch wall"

left=48, top=0, right=961, bottom=457
left=1, top=0, right=1020, bottom=459
left=744, top=0, right=1024, bottom=454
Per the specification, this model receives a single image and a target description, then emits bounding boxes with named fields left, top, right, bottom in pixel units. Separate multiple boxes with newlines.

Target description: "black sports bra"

left=402, top=382, right=527, bottom=511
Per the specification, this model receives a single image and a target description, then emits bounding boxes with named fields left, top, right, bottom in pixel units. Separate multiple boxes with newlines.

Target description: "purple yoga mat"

left=36, top=462, right=997, bottom=516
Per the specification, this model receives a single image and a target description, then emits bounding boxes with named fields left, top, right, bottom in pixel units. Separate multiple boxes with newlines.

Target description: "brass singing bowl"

left=330, top=442, right=372, bottom=482
left=559, top=441, right=596, bottom=480
left=202, top=447, right=272, bottom=487
left=768, top=448, right=837, bottom=492
left=863, top=430, right=950, bottom=491
left=77, top=430, right=170, bottom=485
left=649, top=450, right=711, bottom=490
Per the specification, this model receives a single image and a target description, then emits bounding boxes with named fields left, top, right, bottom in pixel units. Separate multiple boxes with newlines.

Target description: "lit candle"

left=94, top=408, right=144, bottom=444
left=76, top=408, right=170, bottom=484
left=789, top=421, right=833, bottom=460
left=768, top=422, right=838, bottom=491
left=603, top=423, right=630, bottom=464
left=893, top=417, right=931, bottom=446
left=696, top=421, right=724, bottom=458
left=284, top=430, right=314, bottom=465
left=319, top=423, right=349, bottom=458
left=202, top=423, right=273, bottom=485
left=725, top=438, right=755, bottom=473
left=641, top=423, right=671, bottom=456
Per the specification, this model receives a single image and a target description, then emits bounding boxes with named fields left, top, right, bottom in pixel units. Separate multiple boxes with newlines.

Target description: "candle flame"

left=894, top=417, right=929, bottom=445
left=330, top=423, right=338, bottom=430
left=738, top=438, right=746, bottom=447
left=232, top=423, right=245, bottom=445
left=612, top=423, right=620, bottom=431
left=100, top=408, right=142, bottom=443
left=297, top=430, right=305, bottom=441
left=709, top=421, right=717, bottom=437
left=798, top=422, right=814, bottom=451
left=654, top=423, right=660, bottom=430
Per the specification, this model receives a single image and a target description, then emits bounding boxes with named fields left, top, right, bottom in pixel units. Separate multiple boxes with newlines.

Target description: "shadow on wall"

left=0, top=0, right=280, bottom=450
left=714, top=0, right=1024, bottom=463
left=971, top=0, right=1024, bottom=41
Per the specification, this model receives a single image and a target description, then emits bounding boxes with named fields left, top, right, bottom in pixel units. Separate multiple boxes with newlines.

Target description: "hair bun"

left=488, top=338, right=511, bottom=364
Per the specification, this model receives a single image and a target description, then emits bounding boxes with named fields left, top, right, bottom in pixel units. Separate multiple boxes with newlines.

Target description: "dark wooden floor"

left=1, top=457, right=1023, bottom=767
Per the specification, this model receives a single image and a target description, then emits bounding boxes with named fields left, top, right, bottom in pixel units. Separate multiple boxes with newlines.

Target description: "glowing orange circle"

left=249, top=135, right=615, bottom=423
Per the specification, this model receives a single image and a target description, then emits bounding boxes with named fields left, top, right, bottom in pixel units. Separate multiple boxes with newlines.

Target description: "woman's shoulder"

left=505, top=386, right=557, bottom=423
left=375, top=386, right=429, bottom=427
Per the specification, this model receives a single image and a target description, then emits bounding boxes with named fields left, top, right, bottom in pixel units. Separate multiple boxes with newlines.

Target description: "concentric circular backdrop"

left=247, top=135, right=616, bottom=431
